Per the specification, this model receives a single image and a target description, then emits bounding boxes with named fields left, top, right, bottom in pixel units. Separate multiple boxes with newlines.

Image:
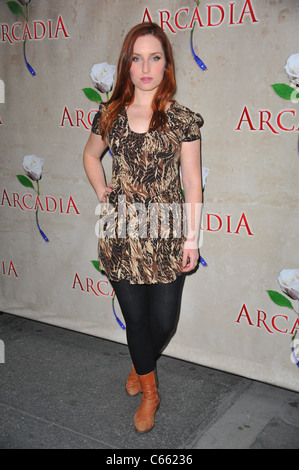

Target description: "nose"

left=142, top=59, right=150, bottom=74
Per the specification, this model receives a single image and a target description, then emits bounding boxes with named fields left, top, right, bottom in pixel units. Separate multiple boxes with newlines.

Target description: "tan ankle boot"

left=126, top=365, right=141, bottom=396
left=134, top=371, right=160, bottom=433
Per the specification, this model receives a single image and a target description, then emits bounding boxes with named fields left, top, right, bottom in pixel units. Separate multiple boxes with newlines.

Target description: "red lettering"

left=142, top=3, right=258, bottom=31
left=290, top=318, right=299, bottom=337
left=45, top=196, right=57, bottom=212
left=238, top=0, right=258, bottom=24
left=236, top=305, right=299, bottom=336
left=48, top=19, right=53, bottom=39
left=159, top=10, right=176, bottom=33
left=72, top=274, right=113, bottom=297
left=86, top=277, right=100, bottom=296
left=34, top=195, right=44, bottom=211
left=59, top=197, right=64, bottom=213
left=87, top=110, right=98, bottom=127
left=11, top=23, right=22, bottom=41
left=229, top=2, right=236, bottom=25
left=65, top=196, right=80, bottom=215
left=257, top=310, right=273, bottom=333
left=234, top=212, right=254, bottom=236
left=207, top=4, right=225, bottom=27
left=22, top=194, right=33, bottom=210
left=2, top=18, right=69, bottom=43
left=235, top=106, right=256, bottom=131
left=1, top=189, right=12, bottom=206
left=235, top=304, right=254, bottom=326
left=13, top=192, right=24, bottom=211
left=1, top=24, right=13, bottom=44
left=226, top=215, right=232, bottom=233
left=54, top=15, right=70, bottom=39
left=33, top=21, right=46, bottom=40
left=236, top=107, right=298, bottom=134
left=1, top=190, right=80, bottom=215
left=97, top=280, right=110, bottom=296
left=272, top=315, right=288, bottom=334
left=60, top=106, right=74, bottom=127
left=206, top=213, right=222, bottom=232
left=7, top=260, right=18, bottom=277
left=76, top=110, right=89, bottom=129
left=22, top=22, right=32, bottom=41
left=175, top=8, right=188, bottom=30
left=189, top=7, right=204, bottom=29
left=1, top=260, right=19, bottom=277
left=72, top=273, right=85, bottom=291
left=259, top=110, right=279, bottom=135
left=277, top=110, right=295, bottom=131
left=142, top=7, right=153, bottom=23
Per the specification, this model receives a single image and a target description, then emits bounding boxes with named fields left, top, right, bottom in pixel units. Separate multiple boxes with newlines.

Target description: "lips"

left=140, top=77, right=153, bottom=83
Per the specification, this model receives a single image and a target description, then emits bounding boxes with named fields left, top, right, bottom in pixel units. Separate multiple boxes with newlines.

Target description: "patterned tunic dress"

left=91, top=101, right=203, bottom=284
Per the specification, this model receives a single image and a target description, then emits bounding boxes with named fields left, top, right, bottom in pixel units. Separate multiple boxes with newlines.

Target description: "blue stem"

left=22, top=4, right=36, bottom=76
left=35, top=180, right=49, bottom=242
left=190, top=25, right=207, bottom=72
left=112, top=294, right=126, bottom=330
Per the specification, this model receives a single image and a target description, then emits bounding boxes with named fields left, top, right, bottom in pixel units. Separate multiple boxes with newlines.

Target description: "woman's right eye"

left=132, top=57, right=141, bottom=62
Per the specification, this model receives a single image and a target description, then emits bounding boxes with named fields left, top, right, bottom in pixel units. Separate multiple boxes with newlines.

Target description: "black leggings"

left=111, top=275, right=184, bottom=375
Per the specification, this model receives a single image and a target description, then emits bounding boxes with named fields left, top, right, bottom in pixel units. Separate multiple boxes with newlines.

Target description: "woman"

left=83, top=22, right=203, bottom=433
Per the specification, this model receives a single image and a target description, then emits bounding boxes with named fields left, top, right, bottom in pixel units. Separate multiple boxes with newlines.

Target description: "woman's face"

left=130, top=34, right=167, bottom=94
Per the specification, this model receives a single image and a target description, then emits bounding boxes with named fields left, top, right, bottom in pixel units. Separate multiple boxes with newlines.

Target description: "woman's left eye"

left=152, top=56, right=161, bottom=61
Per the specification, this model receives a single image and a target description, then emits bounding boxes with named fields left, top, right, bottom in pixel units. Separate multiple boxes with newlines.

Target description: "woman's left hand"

left=182, top=245, right=199, bottom=272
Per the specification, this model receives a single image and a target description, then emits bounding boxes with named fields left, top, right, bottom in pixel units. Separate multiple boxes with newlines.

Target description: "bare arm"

left=83, top=132, right=112, bottom=202
left=180, top=139, right=203, bottom=272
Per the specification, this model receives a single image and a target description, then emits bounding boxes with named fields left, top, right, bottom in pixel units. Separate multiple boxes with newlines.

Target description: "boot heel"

left=134, top=371, right=160, bottom=433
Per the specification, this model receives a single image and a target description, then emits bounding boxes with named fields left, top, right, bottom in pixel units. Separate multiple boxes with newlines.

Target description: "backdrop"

left=1, top=0, right=299, bottom=391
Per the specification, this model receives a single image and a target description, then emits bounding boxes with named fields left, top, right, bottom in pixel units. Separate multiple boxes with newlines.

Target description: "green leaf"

left=267, top=290, right=294, bottom=309
left=82, top=88, right=103, bottom=103
left=16, top=174, right=34, bottom=189
left=292, top=329, right=298, bottom=342
left=7, top=1, right=24, bottom=16
left=91, top=260, right=102, bottom=272
left=271, top=83, right=299, bottom=100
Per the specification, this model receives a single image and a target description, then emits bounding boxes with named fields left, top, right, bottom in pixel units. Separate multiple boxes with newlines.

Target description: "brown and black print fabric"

left=91, top=101, right=203, bottom=284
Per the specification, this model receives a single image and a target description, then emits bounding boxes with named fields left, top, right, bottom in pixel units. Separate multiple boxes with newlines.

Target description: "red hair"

left=100, top=23, right=176, bottom=138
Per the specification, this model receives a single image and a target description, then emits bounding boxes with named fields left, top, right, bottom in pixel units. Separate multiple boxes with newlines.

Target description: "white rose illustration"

left=202, top=167, right=209, bottom=189
left=90, top=62, right=116, bottom=93
left=22, top=155, right=44, bottom=181
left=278, top=269, right=299, bottom=301
left=284, top=53, right=299, bottom=86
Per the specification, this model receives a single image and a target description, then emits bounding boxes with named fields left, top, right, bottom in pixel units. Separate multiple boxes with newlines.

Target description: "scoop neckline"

left=125, top=101, right=176, bottom=135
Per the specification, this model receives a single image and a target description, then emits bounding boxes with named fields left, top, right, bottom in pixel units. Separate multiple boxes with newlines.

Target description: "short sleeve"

left=182, top=110, right=204, bottom=142
left=91, top=103, right=107, bottom=135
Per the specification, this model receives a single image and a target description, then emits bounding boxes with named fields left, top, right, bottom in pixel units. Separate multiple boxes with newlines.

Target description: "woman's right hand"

left=99, top=183, right=113, bottom=202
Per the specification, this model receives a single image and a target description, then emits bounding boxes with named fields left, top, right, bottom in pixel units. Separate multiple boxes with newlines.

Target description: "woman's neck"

left=131, top=88, right=155, bottom=109
left=126, top=91, right=154, bottom=133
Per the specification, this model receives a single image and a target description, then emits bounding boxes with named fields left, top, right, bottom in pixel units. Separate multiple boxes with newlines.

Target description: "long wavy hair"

left=99, top=22, right=176, bottom=138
